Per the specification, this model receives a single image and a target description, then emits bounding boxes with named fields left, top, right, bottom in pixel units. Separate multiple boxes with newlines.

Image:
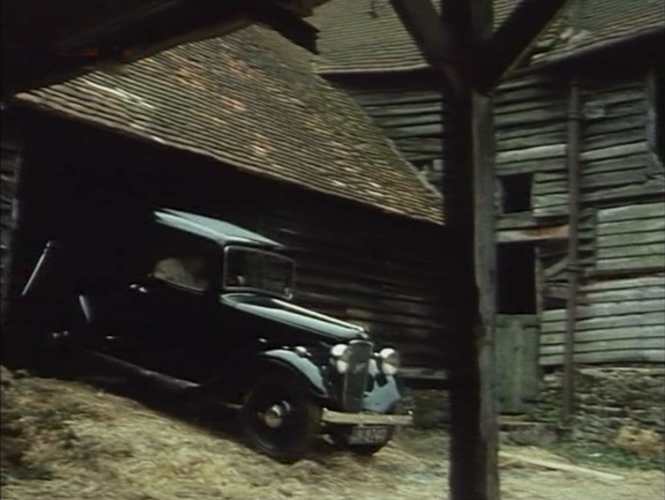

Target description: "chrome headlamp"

left=377, top=347, right=400, bottom=376
left=330, top=343, right=352, bottom=374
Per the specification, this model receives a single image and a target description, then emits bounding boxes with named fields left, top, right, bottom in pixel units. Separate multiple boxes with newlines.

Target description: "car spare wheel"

left=240, top=373, right=321, bottom=463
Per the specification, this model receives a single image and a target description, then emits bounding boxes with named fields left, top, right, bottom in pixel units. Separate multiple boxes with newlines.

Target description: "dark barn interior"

left=6, top=108, right=452, bottom=373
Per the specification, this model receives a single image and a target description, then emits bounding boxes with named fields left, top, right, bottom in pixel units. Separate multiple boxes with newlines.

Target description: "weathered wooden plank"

left=582, top=274, right=665, bottom=291
left=596, top=244, right=665, bottom=260
left=496, top=74, right=555, bottom=92
left=368, top=102, right=443, bottom=119
left=584, top=285, right=665, bottom=303
left=597, top=230, right=665, bottom=248
left=495, top=99, right=566, bottom=116
left=497, top=224, right=568, bottom=243
left=583, top=113, right=646, bottom=137
left=582, top=100, right=648, bottom=124
left=597, top=202, right=665, bottom=223
left=389, top=123, right=444, bottom=138
left=354, top=92, right=443, bottom=108
left=496, top=144, right=566, bottom=164
left=582, top=88, right=644, bottom=108
left=597, top=217, right=665, bottom=235
left=497, top=159, right=567, bottom=175
left=540, top=337, right=665, bottom=355
left=540, top=349, right=665, bottom=366
left=496, top=213, right=537, bottom=229
left=596, top=255, right=665, bottom=273
left=533, top=193, right=568, bottom=209
left=541, top=311, right=665, bottom=333
left=542, top=299, right=665, bottom=322
left=496, top=130, right=567, bottom=152
left=582, top=178, right=665, bottom=203
left=581, top=154, right=649, bottom=175
left=583, top=129, right=648, bottom=152
left=579, top=141, right=648, bottom=161
left=496, top=121, right=566, bottom=142
left=494, top=107, right=567, bottom=127
left=540, top=326, right=665, bottom=345
left=533, top=206, right=568, bottom=217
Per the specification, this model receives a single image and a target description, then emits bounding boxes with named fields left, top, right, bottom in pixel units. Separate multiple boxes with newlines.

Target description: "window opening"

left=499, top=173, right=532, bottom=214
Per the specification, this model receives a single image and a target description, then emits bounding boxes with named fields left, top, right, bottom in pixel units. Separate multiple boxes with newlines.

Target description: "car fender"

left=256, top=349, right=329, bottom=400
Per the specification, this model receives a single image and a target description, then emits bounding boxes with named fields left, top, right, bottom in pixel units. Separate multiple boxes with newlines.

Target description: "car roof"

left=154, top=208, right=283, bottom=249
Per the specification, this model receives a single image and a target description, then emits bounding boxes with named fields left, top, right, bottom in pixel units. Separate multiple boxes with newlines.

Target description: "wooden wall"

left=331, top=71, right=446, bottom=187
left=0, top=115, right=23, bottom=326
left=332, top=67, right=665, bottom=370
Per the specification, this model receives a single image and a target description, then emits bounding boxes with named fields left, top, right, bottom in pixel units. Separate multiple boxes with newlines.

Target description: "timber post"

left=390, top=1, right=572, bottom=499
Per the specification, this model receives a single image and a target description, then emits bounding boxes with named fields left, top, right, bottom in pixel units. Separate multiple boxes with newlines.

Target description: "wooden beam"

left=497, top=224, right=569, bottom=243
left=440, top=2, right=499, bottom=499
left=389, top=0, right=465, bottom=95
left=476, top=0, right=573, bottom=90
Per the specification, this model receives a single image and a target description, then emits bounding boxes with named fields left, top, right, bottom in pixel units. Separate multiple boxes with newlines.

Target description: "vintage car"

left=23, top=208, right=412, bottom=461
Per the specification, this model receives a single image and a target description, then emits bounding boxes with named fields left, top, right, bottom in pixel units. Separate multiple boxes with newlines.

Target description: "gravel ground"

left=1, top=370, right=662, bottom=500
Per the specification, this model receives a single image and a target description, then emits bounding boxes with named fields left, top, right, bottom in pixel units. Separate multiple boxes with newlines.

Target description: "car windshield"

left=223, top=246, right=294, bottom=298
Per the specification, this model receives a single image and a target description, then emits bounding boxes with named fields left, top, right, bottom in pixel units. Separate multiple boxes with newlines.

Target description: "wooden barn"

left=0, top=24, right=454, bottom=373
left=311, top=0, right=665, bottom=409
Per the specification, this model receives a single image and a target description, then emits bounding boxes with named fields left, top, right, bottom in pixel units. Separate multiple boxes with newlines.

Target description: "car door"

left=122, top=231, right=222, bottom=381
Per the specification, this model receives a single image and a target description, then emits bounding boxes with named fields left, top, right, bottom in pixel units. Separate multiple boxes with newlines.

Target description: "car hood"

left=221, top=293, right=368, bottom=342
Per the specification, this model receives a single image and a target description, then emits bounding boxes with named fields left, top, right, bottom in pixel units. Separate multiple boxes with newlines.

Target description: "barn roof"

left=14, top=25, right=443, bottom=225
left=311, top=0, right=665, bottom=74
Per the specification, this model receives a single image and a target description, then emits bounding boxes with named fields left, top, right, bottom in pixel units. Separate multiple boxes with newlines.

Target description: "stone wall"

left=534, top=365, right=665, bottom=456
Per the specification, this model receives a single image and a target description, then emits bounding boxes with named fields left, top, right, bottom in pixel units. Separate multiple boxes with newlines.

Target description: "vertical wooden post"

left=444, top=73, right=499, bottom=500
left=562, top=78, right=581, bottom=428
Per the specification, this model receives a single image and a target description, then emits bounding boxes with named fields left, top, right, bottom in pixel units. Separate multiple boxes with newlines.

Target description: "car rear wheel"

left=240, top=373, right=321, bottom=463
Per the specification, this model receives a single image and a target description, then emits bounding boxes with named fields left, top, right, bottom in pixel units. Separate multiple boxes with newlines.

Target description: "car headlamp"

left=330, top=343, right=351, bottom=374
left=378, top=348, right=400, bottom=376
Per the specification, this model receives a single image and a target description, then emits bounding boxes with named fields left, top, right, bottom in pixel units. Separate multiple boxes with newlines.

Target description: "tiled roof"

left=311, top=0, right=664, bottom=73
left=14, top=26, right=443, bottom=225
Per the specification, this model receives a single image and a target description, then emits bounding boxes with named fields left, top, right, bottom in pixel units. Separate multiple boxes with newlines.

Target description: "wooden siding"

left=236, top=208, right=450, bottom=369
left=540, top=274, right=665, bottom=366
left=593, top=202, right=665, bottom=275
left=338, top=69, right=665, bottom=372
left=336, top=75, right=446, bottom=186
left=0, top=125, right=22, bottom=324
left=494, top=75, right=569, bottom=218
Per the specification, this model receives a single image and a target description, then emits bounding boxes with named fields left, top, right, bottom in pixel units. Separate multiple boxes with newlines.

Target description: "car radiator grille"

left=340, top=340, right=373, bottom=412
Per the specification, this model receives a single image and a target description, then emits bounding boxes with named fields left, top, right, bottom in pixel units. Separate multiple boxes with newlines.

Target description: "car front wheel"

left=240, top=373, right=321, bottom=463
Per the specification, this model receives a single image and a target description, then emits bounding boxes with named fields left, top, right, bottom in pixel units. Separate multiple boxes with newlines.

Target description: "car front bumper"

left=321, top=408, right=413, bottom=426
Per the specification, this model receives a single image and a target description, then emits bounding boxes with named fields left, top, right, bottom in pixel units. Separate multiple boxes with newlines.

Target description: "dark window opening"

left=497, top=244, right=536, bottom=314
left=499, top=174, right=532, bottom=214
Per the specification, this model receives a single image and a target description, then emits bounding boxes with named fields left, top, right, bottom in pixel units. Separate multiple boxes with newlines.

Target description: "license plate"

left=348, top=426, right=390, bottom=445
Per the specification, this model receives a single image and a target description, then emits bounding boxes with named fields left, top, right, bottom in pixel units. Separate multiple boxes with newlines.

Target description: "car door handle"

left=129, top=283, right=148, bottom=294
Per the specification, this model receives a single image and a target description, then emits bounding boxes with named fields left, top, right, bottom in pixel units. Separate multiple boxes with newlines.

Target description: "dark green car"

left=26, top=208, right=412, bottom=462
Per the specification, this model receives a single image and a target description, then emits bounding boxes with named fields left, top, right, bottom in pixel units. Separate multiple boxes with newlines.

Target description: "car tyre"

left=240, top=373, right=321, bottom=463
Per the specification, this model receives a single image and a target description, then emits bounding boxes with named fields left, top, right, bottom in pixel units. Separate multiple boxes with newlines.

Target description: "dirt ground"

left=1, top=370, right=663, bottom=500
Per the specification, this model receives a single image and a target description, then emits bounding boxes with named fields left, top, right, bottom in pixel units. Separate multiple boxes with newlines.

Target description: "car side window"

left=152, top=255, right=210, bottom=292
